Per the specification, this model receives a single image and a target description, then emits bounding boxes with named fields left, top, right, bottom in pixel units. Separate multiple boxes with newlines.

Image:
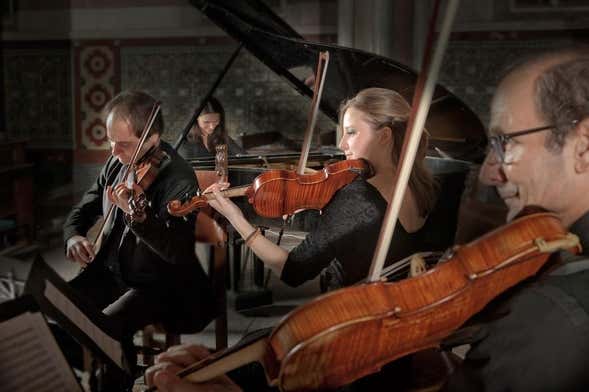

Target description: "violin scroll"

left=168, top=194, right=211, bottom=217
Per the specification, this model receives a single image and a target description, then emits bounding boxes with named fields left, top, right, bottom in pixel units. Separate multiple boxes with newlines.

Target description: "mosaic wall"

left=120, top=43, right=335, bottom=148
left=439, top=38, right=581, bottom=128
left=4, top=37, right=587, bottom=152
left=3, top=47, right=72, bottom=148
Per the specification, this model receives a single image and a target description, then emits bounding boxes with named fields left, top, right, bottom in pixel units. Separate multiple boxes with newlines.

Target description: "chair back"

left=194, top=170, right=227, bottom=246
left=194, top=169, right=229, bottom=349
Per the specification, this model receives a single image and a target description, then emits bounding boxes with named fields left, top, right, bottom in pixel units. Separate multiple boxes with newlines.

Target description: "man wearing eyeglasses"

left=444, top=50, right=589, bottom=391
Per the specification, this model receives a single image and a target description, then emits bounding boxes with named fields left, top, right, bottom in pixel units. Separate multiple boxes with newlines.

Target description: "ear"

left=574, top=117, right=589, bottom=173
left=379, top=126, right=393, bottom=145
left=148, top=132, right=161, bottom=145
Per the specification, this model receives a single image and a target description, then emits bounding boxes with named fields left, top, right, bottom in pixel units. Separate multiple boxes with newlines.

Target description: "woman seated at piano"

left=205, top=87, right=458, bottom=291
left=178, top=96, right=246, bottom=158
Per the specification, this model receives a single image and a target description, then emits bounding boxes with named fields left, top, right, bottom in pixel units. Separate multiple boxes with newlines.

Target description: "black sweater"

left=63, top=141, right=215, bottom=331
left=280, top=174, right=464, bottom=290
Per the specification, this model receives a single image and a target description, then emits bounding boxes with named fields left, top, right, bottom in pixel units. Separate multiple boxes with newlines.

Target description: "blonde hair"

left=338, top=87, right=437, bottom=216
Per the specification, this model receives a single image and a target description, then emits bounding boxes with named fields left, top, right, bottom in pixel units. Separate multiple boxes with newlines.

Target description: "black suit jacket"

left=63, top=141, right=214, bottom=332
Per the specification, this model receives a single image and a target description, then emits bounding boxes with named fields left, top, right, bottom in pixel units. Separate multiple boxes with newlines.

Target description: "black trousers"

left=50, top=261, right=178, bottom=391
left=68, top=261, right=169, bottom=336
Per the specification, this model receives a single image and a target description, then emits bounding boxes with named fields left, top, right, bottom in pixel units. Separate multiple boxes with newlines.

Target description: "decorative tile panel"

left=77, top=44, right=117, bottom=150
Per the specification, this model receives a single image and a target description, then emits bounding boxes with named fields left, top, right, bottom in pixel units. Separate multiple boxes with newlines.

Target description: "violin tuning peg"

left=182, top=216, right=188, bottom=222
left=147, top=201, right=152, bottom=208
left=165, top=220, right=171, bottom=228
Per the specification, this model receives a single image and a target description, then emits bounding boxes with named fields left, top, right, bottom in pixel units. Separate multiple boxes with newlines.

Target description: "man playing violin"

left=442, top=49, right=589, bottom=391
left=60, top=90, right=215, bottom=390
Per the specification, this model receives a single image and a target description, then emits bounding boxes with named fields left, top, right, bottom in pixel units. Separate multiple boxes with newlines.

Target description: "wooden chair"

left=194, top=169, right=229, bottom=350
left=140, top=170, right=229, bottom=361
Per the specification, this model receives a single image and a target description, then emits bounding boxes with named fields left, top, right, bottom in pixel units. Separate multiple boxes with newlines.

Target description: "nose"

left=338, top=134, right=348, bottom=151
left=479, top=150, right=507, bottom=186
left=111, top=142, right=122, bottom=155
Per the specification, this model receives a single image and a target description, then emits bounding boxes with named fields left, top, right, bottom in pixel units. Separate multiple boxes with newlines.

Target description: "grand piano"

left=183, top=0, right=486, bottom=162
left=181, top=0, right=488, bottom=303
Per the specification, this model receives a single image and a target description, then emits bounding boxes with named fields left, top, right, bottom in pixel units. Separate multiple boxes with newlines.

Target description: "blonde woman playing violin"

left=205, top=88, right=446, bottom=292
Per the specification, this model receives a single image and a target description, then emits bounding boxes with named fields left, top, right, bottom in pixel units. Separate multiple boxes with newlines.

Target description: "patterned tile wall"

left=3, top=47, right=72, bottom=148
left=120, top=43, right=335, bottom=147
left=77, top=44, right=118, bottom=150
left=4, top=37, right=586, bottom=151
left=439, top=38, right=581, bottom=128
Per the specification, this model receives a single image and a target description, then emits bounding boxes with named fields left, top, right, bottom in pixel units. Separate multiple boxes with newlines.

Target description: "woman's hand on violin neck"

left=203, top=182, right=230, bottom=194
left=145, top=344, right=242, bottom=392
left=106, top=183, right=144, bottom=214
left=204, top=182, right=244, bottom=224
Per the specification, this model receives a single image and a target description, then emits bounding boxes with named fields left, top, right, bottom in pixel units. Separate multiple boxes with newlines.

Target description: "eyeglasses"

left=488, top=120, right=579, bottom=163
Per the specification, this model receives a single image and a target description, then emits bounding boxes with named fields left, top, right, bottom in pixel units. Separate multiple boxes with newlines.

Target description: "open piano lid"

left=191, top=0, right=487, bottom=162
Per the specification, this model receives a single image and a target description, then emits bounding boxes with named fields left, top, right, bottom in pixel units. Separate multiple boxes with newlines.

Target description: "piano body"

left=183, top=0, right=488, bottom=302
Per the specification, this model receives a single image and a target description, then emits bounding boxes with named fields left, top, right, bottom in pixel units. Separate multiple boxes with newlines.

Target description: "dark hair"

left=535, top=56, right=589, bottom=151
left=192, top=96, right=227, bottom=151
left=338, top=87, right=438, bottom=217
left=103, top=90, right=164, bottom=137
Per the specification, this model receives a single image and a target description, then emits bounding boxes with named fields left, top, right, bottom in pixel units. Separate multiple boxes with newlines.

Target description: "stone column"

left=337, top=0, right=415, bottom=63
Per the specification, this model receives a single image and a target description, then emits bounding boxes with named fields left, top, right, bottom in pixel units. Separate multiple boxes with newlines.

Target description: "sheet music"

left=44, top=280, right=124, bottom=369
left=0, top=311, right=82, bottom=392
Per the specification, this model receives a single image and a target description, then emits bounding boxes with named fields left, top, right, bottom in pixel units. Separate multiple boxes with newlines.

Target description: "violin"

left=127, top=146, right=170, bottom=216
left=134, top=146, right=170, bottom=191
left=166, top=158, right=374, bottom=218
left=148, top=211, right=580, bottom=391
left=168, top=51, right=335, bottom=220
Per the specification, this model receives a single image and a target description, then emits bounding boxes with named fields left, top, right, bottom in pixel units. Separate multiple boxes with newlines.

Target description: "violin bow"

left=92, top=101, right=162, bottom=253
left=296, top=51, right=330, bottom=175
left=367, top=0, right=460, bottom=281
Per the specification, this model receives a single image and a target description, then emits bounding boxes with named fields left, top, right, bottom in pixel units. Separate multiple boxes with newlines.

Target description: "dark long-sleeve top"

left=442, top=210, right=589, bottom=392
left=178, top=134, right=245, bottom=159
left=280, top=173, right=464, bottom=290
left=63, top=141, right=214, bottom=330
